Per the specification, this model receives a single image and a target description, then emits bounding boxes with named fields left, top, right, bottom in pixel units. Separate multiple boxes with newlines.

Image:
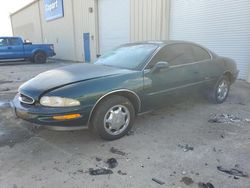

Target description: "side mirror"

left=152, top=61, right=169, bottom=73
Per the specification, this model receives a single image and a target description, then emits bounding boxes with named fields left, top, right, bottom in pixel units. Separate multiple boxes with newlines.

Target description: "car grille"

left=19, top=93, right=35, bottom=104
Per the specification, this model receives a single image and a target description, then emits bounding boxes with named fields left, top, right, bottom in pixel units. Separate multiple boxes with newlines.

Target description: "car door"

left=0, top=38, right=9, bottom=59
left=6, top=38, right=24, bottom=59
left=142, top=44, right=201, bottom=109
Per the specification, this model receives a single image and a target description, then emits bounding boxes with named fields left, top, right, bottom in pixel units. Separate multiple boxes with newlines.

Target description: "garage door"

left=98, top=0, right=130, bottom=54
left=170, top=0, right=250, bottom=79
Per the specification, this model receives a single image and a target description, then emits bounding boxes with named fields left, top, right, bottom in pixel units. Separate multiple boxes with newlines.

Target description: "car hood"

left=19, top=63, right=133, bottom=99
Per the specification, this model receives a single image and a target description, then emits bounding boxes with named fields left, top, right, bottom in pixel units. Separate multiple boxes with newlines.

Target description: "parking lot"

left=0, top=60, right=250, bottom=188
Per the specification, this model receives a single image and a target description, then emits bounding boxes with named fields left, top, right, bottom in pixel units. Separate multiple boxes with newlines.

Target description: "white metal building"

left=10, top=0, right=170, bottom=62
left=170, top=0, right=250, bottom=80
left=10, top=0, right=250, bottom=81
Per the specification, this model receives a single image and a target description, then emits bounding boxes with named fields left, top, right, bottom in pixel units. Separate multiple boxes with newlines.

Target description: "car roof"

left=131, top=40, right=203, bottom=46
left=126, top=40, right=214, bottom=56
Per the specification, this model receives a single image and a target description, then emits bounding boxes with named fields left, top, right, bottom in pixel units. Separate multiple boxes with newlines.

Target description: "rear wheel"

left=209, top=75, right=230, bottom=104
left=33, top=52, right=47, bottom=64
left=91, top=95, right=135, bottom=140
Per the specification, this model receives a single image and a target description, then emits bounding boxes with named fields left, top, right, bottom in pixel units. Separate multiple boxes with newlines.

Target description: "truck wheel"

left=33, top=52, right=47, bottom=64
left=91, top=95, right=135, bottom=140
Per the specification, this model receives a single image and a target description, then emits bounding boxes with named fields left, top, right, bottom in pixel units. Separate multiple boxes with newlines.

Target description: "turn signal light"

left=53, top=114, right=81, bottom=120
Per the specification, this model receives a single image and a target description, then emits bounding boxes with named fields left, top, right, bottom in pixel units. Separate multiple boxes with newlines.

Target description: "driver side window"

left=147, top=44, right=195, bottom=69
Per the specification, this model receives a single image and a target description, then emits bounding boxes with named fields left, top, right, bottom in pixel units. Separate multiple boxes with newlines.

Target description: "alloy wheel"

left=104, top=105, right=130, bottom=136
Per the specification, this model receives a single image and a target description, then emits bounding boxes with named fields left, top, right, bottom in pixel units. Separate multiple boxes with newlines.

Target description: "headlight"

left=40, top=96, right=80, bottom=107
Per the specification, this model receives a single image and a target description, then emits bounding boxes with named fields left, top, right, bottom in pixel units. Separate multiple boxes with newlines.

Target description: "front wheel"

left=209, top=76, right=230, bottom=104
left=91, top=95, right=135, bottom=140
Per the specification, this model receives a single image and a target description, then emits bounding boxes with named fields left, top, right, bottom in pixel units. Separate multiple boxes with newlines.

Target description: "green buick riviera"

left=12, top=41, right=238, bottom=140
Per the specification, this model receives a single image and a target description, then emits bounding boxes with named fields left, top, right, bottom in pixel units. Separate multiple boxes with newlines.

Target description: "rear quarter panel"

left=206, top=56, right=238, bottom=86
left=222, top=57, right=238, bottom=76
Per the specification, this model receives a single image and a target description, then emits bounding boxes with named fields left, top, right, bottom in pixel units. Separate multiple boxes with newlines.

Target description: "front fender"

left=42, top=72, right=144, bottom=117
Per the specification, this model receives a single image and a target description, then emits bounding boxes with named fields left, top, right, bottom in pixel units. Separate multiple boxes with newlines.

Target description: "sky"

left=0, top=0, right=33, bottom=36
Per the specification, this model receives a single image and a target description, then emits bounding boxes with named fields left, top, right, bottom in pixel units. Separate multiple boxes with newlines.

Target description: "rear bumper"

left=11, top=94, right=90, bottom=128
left=49, top=52, right=56, bottom=57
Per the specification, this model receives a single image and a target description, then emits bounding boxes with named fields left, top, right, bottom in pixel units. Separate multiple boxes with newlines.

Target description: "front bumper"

left=12, top=95, right=90, bottom=128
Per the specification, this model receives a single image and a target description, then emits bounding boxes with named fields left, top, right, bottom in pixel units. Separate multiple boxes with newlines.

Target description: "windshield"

left=94, top=44, right=158, bottom=70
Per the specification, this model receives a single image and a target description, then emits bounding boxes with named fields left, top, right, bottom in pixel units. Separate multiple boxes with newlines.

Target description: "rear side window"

left=8, top=38, right=22, bottom=46
left=0, top=38, right=8, bottom=46
left=147, top=43, right=211, bottom=68
left=192, top=45, right=211, bottom=62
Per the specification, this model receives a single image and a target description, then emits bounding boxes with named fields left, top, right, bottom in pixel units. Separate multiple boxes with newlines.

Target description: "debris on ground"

left=235, top=164, right=240, bottom=168
left=106, top=158, right=118, bottom=169
left=88, top=168, right=113, bottom=176
left=246, top=119, right=250, bottom=123
left=182, top=171, right=187, bottom=175
left=198, top=182, right=214, bottom=188
left=77, top=169, right=84, bottom=173
left=208, top=114, right=250, bottom=124
left=217, top=166, right=248, bottom=178
left=178, top=144, right=194, bottom=152
left=181, top=177, right=194, bottom=185
left=208, top=114, right=240, bottom=123
left=117, top=170, right=127, bottom=175
left=152, top=178, right=165, bottom=185
left=95, top=157, right=102, bottom=162
left=233, top=176, right=240, bottom=180
left=110, top=147, right=126, bottom=156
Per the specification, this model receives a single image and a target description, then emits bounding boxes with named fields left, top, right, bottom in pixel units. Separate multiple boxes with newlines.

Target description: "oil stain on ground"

left=0, top=105, right=34, bottom=148
left=0, top=126, right=33, bottom=148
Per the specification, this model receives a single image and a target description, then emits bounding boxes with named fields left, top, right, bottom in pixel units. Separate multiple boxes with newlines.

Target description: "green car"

left=12, top=41, right=238, bottom=140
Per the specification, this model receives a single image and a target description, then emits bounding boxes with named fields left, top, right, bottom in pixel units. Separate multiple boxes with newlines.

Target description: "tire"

left=33, top=52, right=47, bottom=64
left=91, top=95, right=135, bottom=140
left=209, top=75, right=230, bottom=104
